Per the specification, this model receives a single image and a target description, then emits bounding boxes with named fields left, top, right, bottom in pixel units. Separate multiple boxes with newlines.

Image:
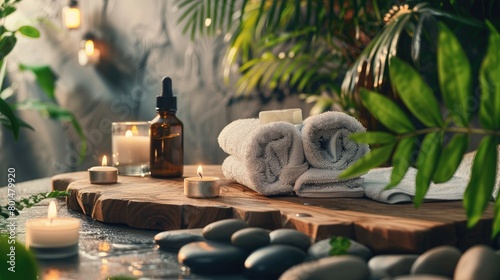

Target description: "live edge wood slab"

left=52, top=165, right=495, bottom=254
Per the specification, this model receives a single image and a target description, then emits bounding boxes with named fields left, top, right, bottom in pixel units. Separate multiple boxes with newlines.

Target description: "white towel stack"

left=218, top=118, right=308, bottom=196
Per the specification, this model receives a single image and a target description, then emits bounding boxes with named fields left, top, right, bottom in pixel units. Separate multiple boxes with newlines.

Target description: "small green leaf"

left=339, top=143, right=395, bottom=179
left=390, top=57, right=443, bottom=128
left=493, top=198, right=500, bottom=239
left=437, top=23, right=471, bottom=126
left=349, top=132, right=396, bottom=145
left=0, top=35, right=17, bottom=60
left=479, top=22, right=500, bottom=130
left=18, top=64, right=57, bottom=101
left=0, top=97, right=19, bottom=139
left=464, top=136, right=497, bottom=228
left=359, top=88, right=415, bottom=134
left=17, top=25, right=40, bottom=38
left=386, top=137, right=416, bottom=189
left=329, top=236, right=351, bottom=256
left=0, top=235, right=38, bottom=279
left=433, top=134, right=468, bottom=183
left=0, top=6, right=16, bottom=18
left=414, top=132, right=442, bottom=207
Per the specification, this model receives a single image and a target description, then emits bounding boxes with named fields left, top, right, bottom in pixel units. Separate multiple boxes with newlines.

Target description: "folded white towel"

left=454, top=149, right=500, bottom=200
left=294, top=168, right=365, bottom=198
left=218, top=118, right=308, bottom=196
left=362, top=167, right=469, bottom=204
left=294, top=111, right=369, bottom=197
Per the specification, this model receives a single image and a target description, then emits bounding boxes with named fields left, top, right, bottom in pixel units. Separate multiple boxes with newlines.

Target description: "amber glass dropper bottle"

left=150, top=77, right=183, bottom=178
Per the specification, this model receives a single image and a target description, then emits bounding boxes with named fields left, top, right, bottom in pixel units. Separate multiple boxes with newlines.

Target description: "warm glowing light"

left=204, top=18, right=212, bottom=27
left=125, top=130, right=133, bottom=138
left=63, top=7, right=80, bottom=29
left=197, top=165, right=203, bottom=178
left=48, top=201, right=57, bottom=219
left=278, top=52, right=286, bottom=59
left=102, top=155, right=108, bottom=166
left=44, top=268, right=61, bottom=280
left=131, top=125, right=138, bottom=135
left=98, top=242, right=111, bottom=252
left=85, top=40, right=95, bottom=56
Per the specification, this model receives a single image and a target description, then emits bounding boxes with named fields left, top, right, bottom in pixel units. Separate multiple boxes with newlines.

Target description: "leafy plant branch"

left=0, top=190, right=70, bottom=219
left=340, top=21, right=500, bottom=238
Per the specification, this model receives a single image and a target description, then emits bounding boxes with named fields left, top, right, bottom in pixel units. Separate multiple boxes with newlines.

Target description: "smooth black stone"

left=269, top=228, right=311, bottom=251
left=154, top=228, right=205, bottom=251
left=231, top=227, right=270, bottom=251
left=178, top=241, right=248, bottom=274
left=203, top=219, right=249, bottom=242
left=245, top=244, right=306, bottom=279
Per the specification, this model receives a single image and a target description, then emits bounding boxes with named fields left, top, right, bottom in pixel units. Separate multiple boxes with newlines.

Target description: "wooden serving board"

left=52, top=165, right=494, bottom=254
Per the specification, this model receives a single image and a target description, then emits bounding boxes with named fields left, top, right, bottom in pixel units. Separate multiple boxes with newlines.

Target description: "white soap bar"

left=259, top=109, right=303, bottom=125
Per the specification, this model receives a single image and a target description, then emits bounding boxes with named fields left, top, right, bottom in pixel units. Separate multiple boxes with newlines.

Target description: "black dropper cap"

left=156, top=77, right=177, bottom=111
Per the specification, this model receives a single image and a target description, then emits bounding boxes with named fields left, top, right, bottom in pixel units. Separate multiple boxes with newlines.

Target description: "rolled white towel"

left=294, top=111, right=369, bottom=197
left=300, top=111, right=369, bottom=170
left=218, top=118, right=308, bottom=196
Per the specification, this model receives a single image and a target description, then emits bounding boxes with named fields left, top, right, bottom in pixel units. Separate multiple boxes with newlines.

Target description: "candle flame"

left=85, top=39, right=95, bottom=56
left=197, top=165, right=203, bottom=178
left=102, top=155, right=108, bottom=166
left=131, top=125, right=138, bottom=135
left=48, top=201, right=57, bottom=219
left=125, top=130, right=133, bottom=138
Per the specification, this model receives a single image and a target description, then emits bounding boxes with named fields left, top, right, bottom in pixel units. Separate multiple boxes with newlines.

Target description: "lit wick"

left=197, top=165, right=203, bottom=178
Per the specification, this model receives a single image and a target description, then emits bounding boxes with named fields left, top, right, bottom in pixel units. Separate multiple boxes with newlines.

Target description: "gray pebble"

left=410, top=245, right=461, bottom=277
left=368, top=254, right=419, bottom=279
left=270, top=228, right=311, bottom=251
left=202, top=219, right=248, bottom=242
left=245, top=244, right=306, bottom=279
left=178, top=241, right=248, bottom=274
left=231, top=227, right=270, bottom=251
left=308, top=237, right=373, bottom=261
left=454, top=245, right=500, bottom=280
left=279, top=255, right=369, bottom=280
left=154, top=228, right=205, bottom=251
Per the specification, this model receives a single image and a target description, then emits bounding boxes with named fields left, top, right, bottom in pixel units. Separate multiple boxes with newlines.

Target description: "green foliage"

left=341, top=22, right=500, bottom=238
left=0, top=0, right=87, bottom=164
left=176, top=0, right=385, bottom=106
left=0, top=235, right=38, bottom=280
left=329, top=236, right=351, bottom=256
left=0, top=190, right=70, bottom=219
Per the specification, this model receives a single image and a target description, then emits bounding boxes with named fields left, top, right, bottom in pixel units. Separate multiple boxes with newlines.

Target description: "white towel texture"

left=294, top=111, right=370, bottom=197
left=362, top=167, right=470, bottom=204
left=218, top=118, right=308, bottom=196
left=362, top=146, right=500, bottom=204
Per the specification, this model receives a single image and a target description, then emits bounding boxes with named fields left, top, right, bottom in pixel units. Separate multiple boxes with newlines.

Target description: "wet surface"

left=0, top=178, right=247, bottom=279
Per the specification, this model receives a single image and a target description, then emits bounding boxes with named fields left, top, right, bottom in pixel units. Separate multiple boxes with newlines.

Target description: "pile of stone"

left=154, top=218, right=500, bottom=279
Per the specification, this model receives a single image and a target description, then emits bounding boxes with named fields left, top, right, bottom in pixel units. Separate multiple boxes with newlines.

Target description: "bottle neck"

left=156, top=109, right=176, bottom=117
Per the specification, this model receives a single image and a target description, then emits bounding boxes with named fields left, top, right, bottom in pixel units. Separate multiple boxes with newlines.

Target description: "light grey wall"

left=0, top=0, right=312, bottom=183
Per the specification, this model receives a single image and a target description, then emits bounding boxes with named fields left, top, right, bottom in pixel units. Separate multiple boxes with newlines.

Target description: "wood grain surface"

left=53, top=165, right=495, bottom=254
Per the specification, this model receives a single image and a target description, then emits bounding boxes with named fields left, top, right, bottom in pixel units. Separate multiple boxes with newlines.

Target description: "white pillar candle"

left=112, top=129, right=150, bottom=166
left=26, top=201, right=80, bottom=259
left=259, top=108, right=303, bottom=124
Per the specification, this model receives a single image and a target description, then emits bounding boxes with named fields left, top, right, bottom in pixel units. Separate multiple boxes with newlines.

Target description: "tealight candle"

left=26, top=201, right=80, bottom=259
left=184, top=165, right=220, bottom=198
left=88, top=155, right=118, bottom=184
